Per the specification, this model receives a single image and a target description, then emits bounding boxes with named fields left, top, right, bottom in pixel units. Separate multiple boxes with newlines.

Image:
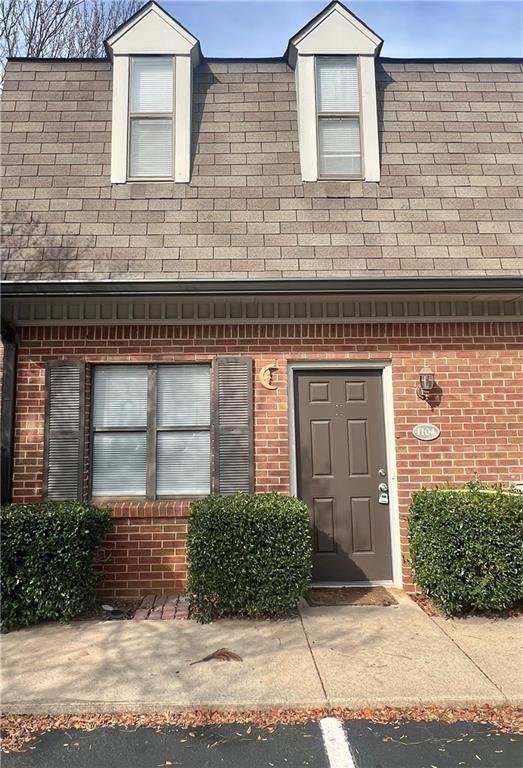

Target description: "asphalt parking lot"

left=3, top=719, right=522, bottom=768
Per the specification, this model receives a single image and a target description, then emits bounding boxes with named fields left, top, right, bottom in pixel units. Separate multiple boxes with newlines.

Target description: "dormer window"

left=288, top=1, right=382, bottom=183
left=316, top=56, right=361, bottom=178
left=105, top=2, right=199, bottom=184
left=129, top=57, right=174, bottom=179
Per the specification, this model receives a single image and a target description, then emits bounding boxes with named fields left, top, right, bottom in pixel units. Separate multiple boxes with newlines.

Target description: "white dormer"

left=287, top=1, right=383, bottom=183
left=106, top=1, right=200, bottom=184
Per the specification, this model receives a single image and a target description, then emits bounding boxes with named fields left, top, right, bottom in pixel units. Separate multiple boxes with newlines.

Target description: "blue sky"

left=162, top=1, right=523, bottom=57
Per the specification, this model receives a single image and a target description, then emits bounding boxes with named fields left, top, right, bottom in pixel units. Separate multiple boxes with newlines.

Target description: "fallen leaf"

left=190, top=648, right=243, bottom=665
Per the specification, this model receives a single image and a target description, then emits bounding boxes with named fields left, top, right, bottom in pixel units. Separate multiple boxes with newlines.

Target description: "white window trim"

left=110, top=56, right=129, bottom=184
left=127, top=55, right=176, bottom=181
left=173, top=54, right=192, bottom=184
left=315, top=56, right=363, bottom=181
left=296, top=53, right=380, bottom=183
left=359, top=55, right=380, bottom=182
left=111, top=53, right=192, bottom=184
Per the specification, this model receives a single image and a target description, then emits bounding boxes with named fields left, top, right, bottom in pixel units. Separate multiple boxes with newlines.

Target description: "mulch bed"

left=306, top=586, right=397, bottom=607
left=410, top=593, right=523, bottom=620
left=409, top=593, right=442, bottom=616
left=1, top=705, right=522, bottom=752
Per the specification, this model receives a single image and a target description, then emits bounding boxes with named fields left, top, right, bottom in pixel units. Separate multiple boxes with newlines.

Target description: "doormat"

left=306, top=586, right=397, bottom=607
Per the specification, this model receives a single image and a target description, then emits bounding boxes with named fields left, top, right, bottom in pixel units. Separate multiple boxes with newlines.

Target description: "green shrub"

left=1, top=501, right=112, bottom=631
left=187, top=493, right=312, bottom=622
left=409, top=484, right=523, bottom=615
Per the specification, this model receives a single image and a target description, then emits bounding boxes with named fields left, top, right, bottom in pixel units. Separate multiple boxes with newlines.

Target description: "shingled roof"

left=1, top=15, right=521, bottom=282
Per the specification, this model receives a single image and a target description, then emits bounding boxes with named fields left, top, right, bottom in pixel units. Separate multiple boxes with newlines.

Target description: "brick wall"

left=97, top=519, right=187, bottom=599
left=11, top=321, right=523, bottom=595
left=2, top=59, right=522, bottom=280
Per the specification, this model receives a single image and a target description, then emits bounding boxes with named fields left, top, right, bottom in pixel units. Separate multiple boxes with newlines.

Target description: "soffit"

left=3, top=293, right=522, bottom=327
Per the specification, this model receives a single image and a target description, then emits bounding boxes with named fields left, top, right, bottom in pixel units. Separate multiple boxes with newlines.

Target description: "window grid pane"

left=129, top=118, right=173, bottom=178
left=319, top=116, right=361, bottom=177
left=157, top=364, right=211, bottom=427
left=156, top=432, right=211, bottom=496
left=92, top=432, right=147, bottom=496
left=317, top=56, right=359, bottom=113
left=93, top=365, right=148, bottom=428
left=130, top=57, right=173, bottom=113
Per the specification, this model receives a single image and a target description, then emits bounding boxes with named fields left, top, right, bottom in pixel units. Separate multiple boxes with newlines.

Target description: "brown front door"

left=295, top=369, right=393, bottom=583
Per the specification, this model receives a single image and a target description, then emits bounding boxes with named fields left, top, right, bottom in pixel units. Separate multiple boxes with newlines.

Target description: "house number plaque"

left=413, top=423, right=440, bottom=441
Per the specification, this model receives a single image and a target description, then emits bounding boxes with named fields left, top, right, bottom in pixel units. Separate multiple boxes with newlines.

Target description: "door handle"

left=378, top=482, right=388, bottom=493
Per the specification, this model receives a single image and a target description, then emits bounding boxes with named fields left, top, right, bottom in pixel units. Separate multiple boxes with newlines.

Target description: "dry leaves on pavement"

left=1, top=705, right=522, bottom=753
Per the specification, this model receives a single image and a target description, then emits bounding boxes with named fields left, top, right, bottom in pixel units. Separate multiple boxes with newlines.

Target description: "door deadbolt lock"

left=378, top=468, right=387, bottom=477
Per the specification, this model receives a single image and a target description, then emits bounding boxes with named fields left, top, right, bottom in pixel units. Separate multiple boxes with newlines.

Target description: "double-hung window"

left=316, top=56, right=361, bottom=178
left=91, top=364, right=210, bottom=498
left=128, top=57, right=174, bottom=179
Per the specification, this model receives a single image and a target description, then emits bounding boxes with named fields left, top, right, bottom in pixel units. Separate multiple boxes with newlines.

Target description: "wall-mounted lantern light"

left=416, top=366, right=435, bottom=401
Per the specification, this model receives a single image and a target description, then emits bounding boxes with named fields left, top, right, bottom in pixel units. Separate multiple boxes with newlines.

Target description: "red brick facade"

left=11, top=321, right=522, bottom=595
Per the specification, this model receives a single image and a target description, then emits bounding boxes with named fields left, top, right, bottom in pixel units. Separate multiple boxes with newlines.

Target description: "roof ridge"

left=6, top=55, right=523, bottom=64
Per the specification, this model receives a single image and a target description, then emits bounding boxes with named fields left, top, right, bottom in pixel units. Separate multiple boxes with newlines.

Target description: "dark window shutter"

left=213, top=357, right=254, bottom=495
left=44, top=361, right=85, bottom=500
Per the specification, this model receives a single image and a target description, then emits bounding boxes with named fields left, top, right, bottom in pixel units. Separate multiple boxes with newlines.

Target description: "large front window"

left=128, top=56, right=174, bottom=179
left=91, top=364, right=211, bottom=497
left=316, top=56, right=362, bottom=178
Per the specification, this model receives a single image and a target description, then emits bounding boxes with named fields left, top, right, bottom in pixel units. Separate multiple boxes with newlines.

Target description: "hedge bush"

left=187, top=493, right=312, bottom=622
left=409, top=484, right=523, bottom=615
left=1, top=501, right=112, bottom=631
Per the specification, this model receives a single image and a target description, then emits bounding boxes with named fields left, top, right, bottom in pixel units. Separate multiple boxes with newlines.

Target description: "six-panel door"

left=295, top=370, right=393, bottom=582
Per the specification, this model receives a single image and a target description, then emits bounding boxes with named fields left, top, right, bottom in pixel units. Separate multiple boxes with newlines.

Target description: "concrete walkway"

left=1, top=591, right=521, bottom=714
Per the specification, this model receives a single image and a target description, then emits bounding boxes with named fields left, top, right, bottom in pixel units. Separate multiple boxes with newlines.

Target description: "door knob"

left=378, top=482, right=388, bottom=492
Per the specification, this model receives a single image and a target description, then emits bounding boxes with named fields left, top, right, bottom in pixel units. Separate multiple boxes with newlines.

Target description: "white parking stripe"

left=320, top=717, right=357, bottom=768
